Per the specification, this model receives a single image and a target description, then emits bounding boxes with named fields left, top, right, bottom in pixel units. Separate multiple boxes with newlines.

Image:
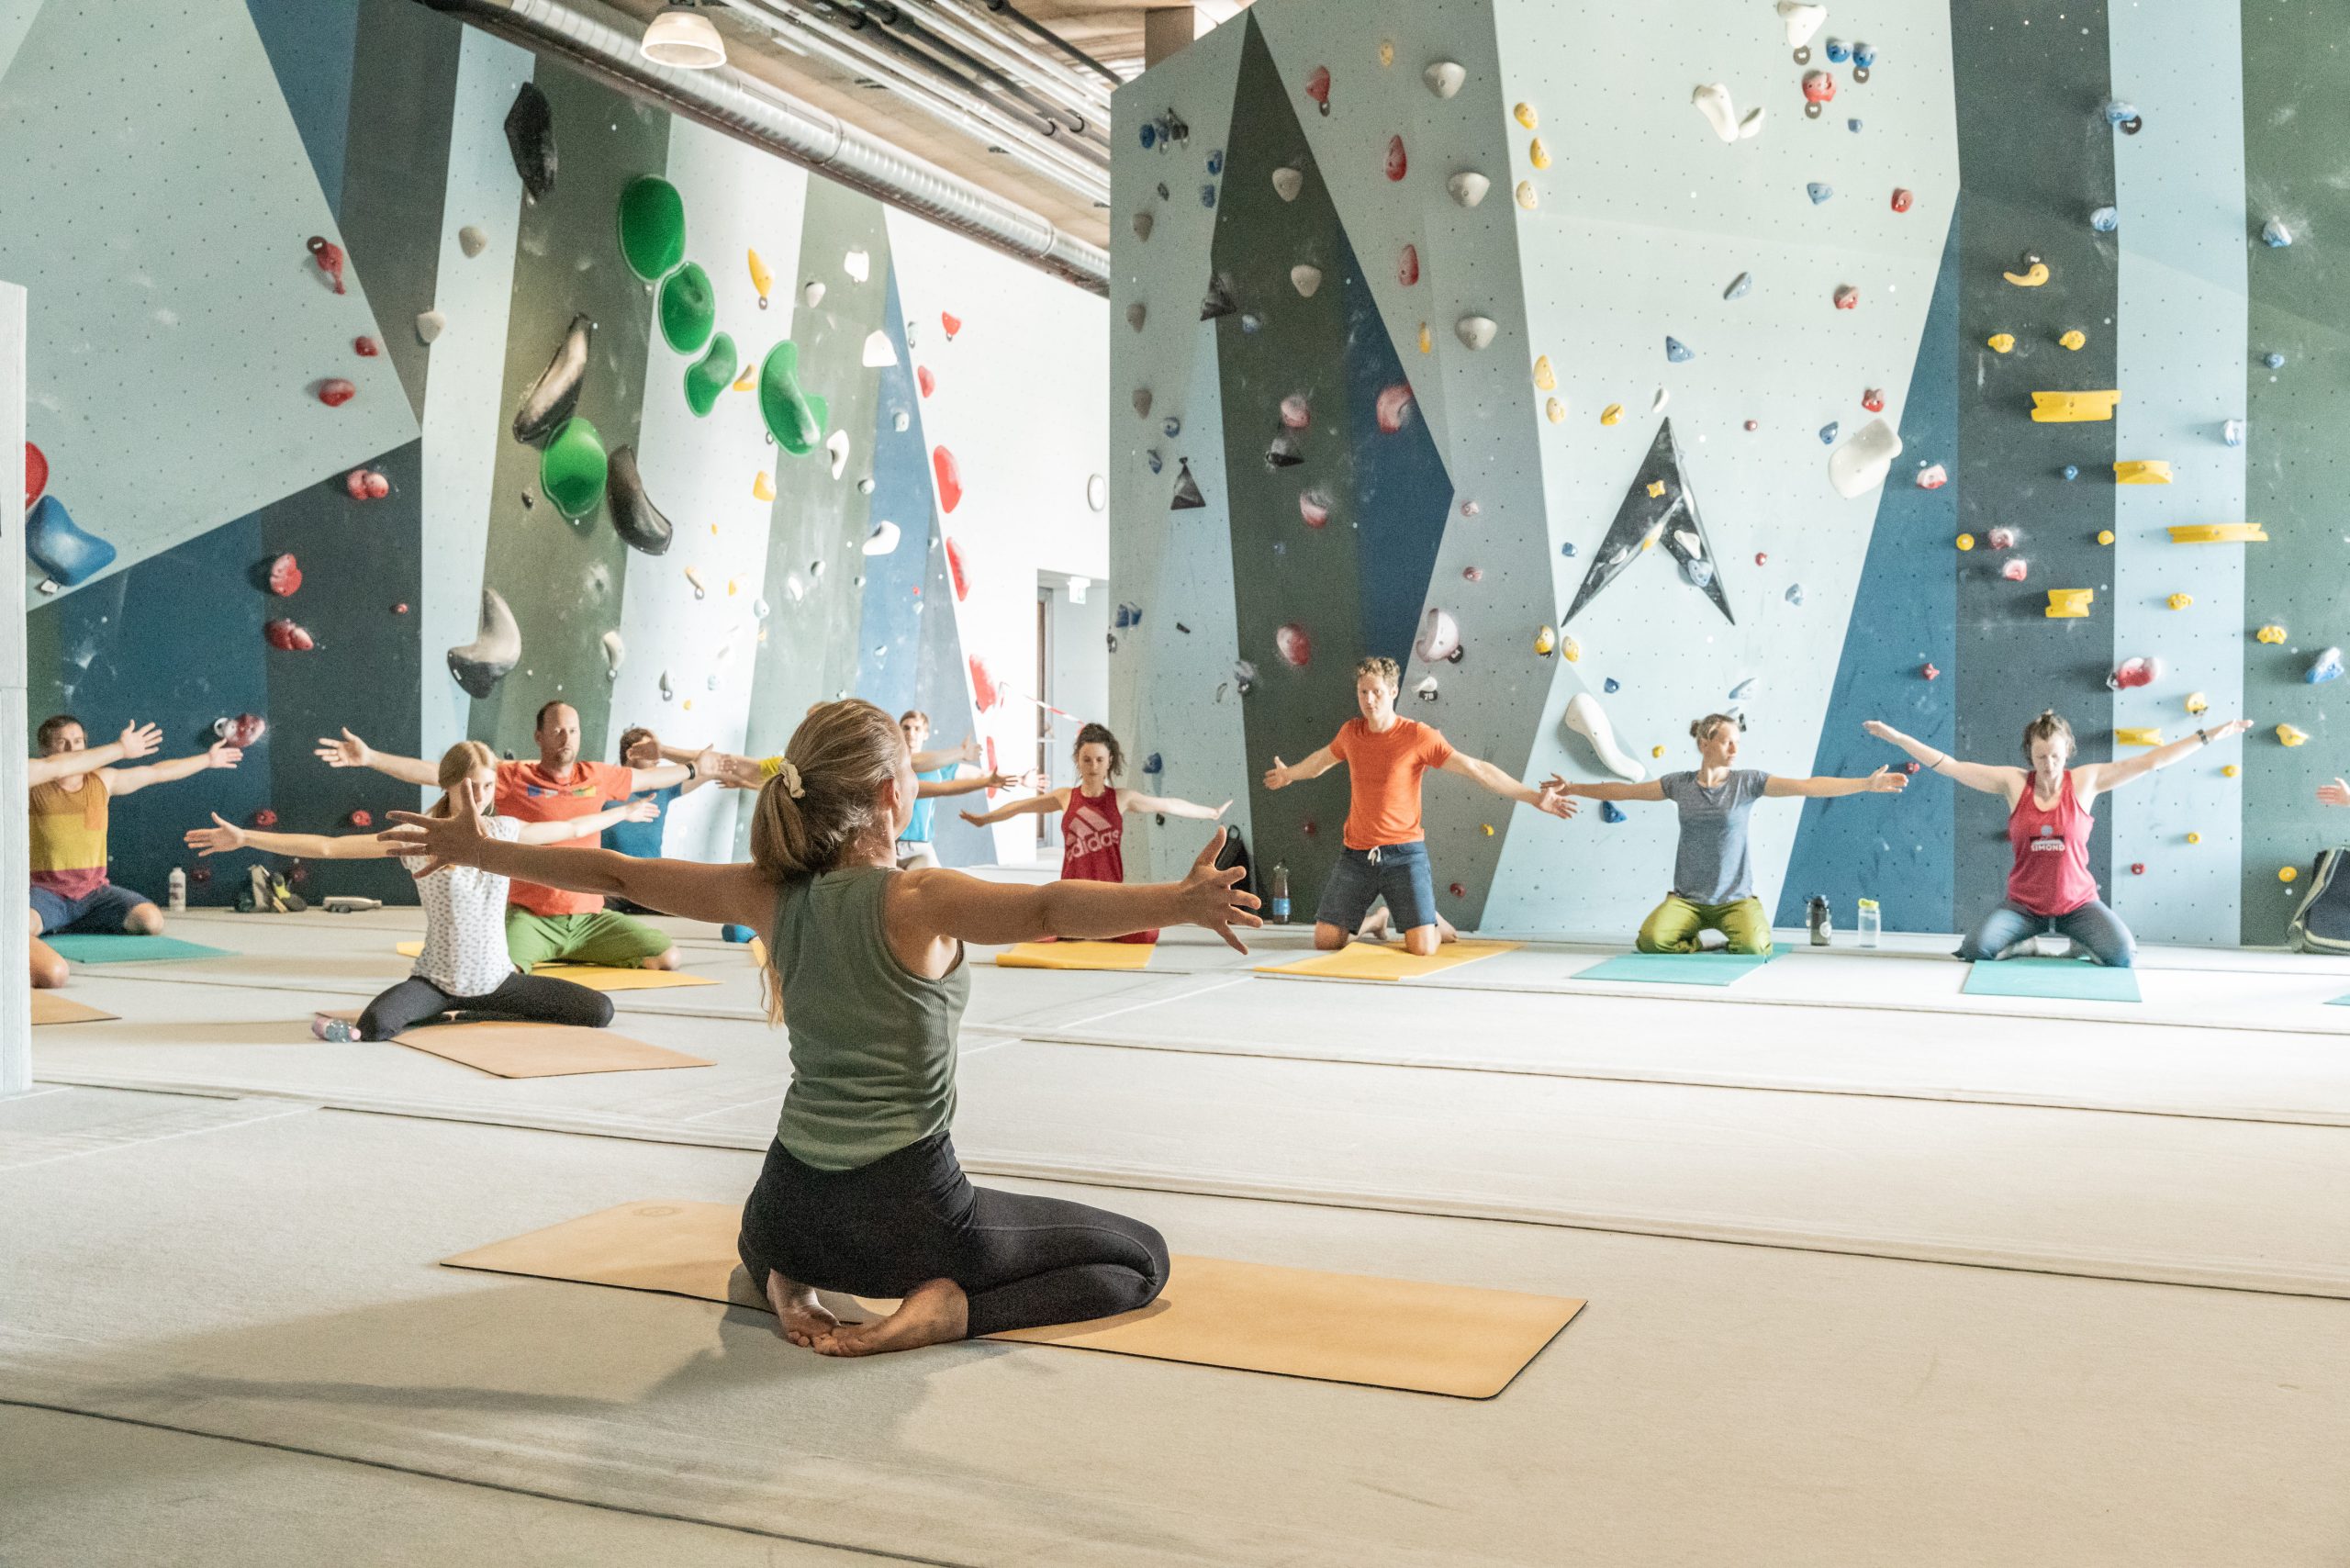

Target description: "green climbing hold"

left=658, top=262, right=715, bottom=354
left=684, top=332, right=736, bottom=418
left=617, top=175, right=687, bottom=281
left=758, top=341, right=829, bottom=455
left=540, top=417, right=608, bottom=519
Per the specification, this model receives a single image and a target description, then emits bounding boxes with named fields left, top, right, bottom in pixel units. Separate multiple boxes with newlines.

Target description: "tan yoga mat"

left=30, top=992, right=116, bottom=1025
left=443, top=1201, right=1582, bottom=1398
left=389, top=943, right=717, bottom=991
left=317, top=1014, right=711, bottom=1078
left=1257, top=939, right=1521, bottom=982
left=995, top=941, right=1156, bottom=971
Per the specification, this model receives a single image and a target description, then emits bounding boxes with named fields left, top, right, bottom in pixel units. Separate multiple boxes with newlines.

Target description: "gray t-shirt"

left=1659, top=769, right=1769, bottom=904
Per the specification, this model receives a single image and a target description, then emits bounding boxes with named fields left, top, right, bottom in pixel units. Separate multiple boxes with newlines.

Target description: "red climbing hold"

left=307, top=235, right=347, bottom=295
left=2000, top=557, right=2029, bottom=582
left=1921, top=663, right=1940, bottom=680
left=1987, top=526, right=2017, bottom=550
left=353, top=336, right=380, bottom=357
left=1803, top=70, right=1837, bottom=104
left=946, top=536, right=970, bottom=599
left=317, top=379, right=356, bottom=408
left=349, top=809, right=374, bottom=828
left=1891, top=187, right=1914, bottom=213
left=1743, top=419, right=1759, bottom=431
left=1276, top=622, right=1312, bottom=667
left=968, top=655, right=1001, bottom=711
left=1754, top=552, right=1769, bottom=566
left=392, top=602, right=409, bottom=615
left=264, top=617, right=315, bottom=651
left=1449, top=882, right=1466, bottom=899
left=916, top=365, right=935, bottom=398
left=1462, top=566, right=1483, bottom=582
left=940, top=312, right=962, bottom=340
left=1904, top=761, right=1920, bottom=774
left=24, top=441, right=45, bottom=510
left=1862, top=387, right=1886, bottom=411
left=2131, top=863, right=2146, bottom=876
left=2109, top=655, right=2160, bottom=689
left=217, top=713, right=267, bottom=747
left=253, top=808, right=279, bottom=828
left=1384, top=135, right=1407, bottom=182
left=345, top=468, right=389, bottom=500
left=1280, top=394, right=1311, bottom=430
left=265, top=553, right=303, bottom=597
left=1833, top=285, right=1859, bottom=310
left=1299, top=488, right=1331, bottom=528
left=1302, top=819, right=1317, bottom=836
left=932, top=446, right=963, bottom=512
left=1375, top=383, right=1416, bottom=433
left=1304, top=65, right=1331, bottom=116
left=1397, top=244, right=1419, bottom=287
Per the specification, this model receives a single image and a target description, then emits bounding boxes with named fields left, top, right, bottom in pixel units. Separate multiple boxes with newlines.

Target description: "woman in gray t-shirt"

left=1544, top=712, right=1907, bottom=954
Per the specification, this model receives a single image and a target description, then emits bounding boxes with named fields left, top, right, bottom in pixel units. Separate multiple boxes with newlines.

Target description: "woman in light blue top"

left=391, top=699, right=1259, bottom=1360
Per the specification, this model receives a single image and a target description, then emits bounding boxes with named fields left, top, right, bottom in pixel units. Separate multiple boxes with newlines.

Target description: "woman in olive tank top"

left=390, top=700, right=1260, bottom=1359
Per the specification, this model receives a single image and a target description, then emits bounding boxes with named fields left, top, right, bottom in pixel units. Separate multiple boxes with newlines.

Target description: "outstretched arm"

left=910, top=735, right=982, bottom=772
left=626, top=762, right=693, bottom=794
left=1440, top=750, right=1578, bottom=818
left=1262, top=745, right=1338, bottom=790
left=106, top=741, right=241, bottom=799
left=2081, top=720, right=2253, bottom=796
left=29, top=721, right=162, bottom=785
left=897, top=829, right=1259, bottom=952
left=1763, top=768, right=1909, bottom=799
left=961, top=788, right=1067, bottom=827
left=1541, top=775, right=1666, bottom=804
left=2322, top=778, right=2350, bottom=808
left=1862, top=721, right=2014, bottom=797
left=921, top=768, right=1032, bottom=800
left=315, top=727, right=438, bottom=788
left=185, top=813, right=398, bottom=861
left=514, top=799, right=659, bottom=846
left=1118, top=789, right=1229, bottom=822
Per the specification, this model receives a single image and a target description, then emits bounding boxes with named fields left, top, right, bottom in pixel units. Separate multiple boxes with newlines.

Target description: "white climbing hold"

left=600, top=630, right=625, bottom=678
left=1415, top=675, right=1440, bottom=701
left=1828, top=418, right=1904, bottom=498
left=1291, top=264, right=1323, bottom=297
left=1455, top=315, right=1497, bottom=351
left=1272, top=167, right=1303, bottom=201
left=1424, top=60, right=1465, bottom=98
left=860, top=330, right=897, bottom=367
left=863, top=519, right=901, bottom=555
left=802, top=280, right=824, bottom=308
left=827, top=429, right=850, bottom=480
left=1414, top=607, right=1461, bottom=664
left=784, top=573, right=805, bottom=602
left=1515, top=181, right=1539, bottom=209
left=415, top=309, right=446, bottom=344
left=658, top=671, right=674, bottom=702
left=857, top=476, right=876, bottom=495
left=1564, top=692, right=1645, bottom=781
left=1131, top=211, right=1154, bottom=241
left=843, top=248, right=870, bottom=283
left=1447, top=170, right=1491, bottom=207
left=1651, top=386, right=1670, bottom=415
left=1778, top=1, right=1828, bottom=49
left=1693, top=84, right=1741, bottom=143
left=1739, top=106, right=1765, bottom=139
left=752, top=596, right=771, bottom=620
left=457, top=225, right=488, bottom=258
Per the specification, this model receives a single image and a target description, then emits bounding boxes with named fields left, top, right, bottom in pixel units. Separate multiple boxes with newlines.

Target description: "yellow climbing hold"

left=1646, top=480, right=1667, bottom=498
left=2029, top=389, right=2121, bottom=421
left=2257, top=623, right=2288, bottom=644
left=1987, top=333, right=2016, bottom=354
left=1418, top=322, right=1432, bottom=354
left=2116, top=727, right=2162, bottom=747
left=732, top=366, right=757, bottom=392
left=2187, top=832, right=2201, bottom=846
left=1956, top=533, right=1975, bottom=551
left=753, top=471, right=775, bottom=501
left=1545, top=397, right=1566, bottom=423
left=2114, top=460, right=2173, bottom=484
left=2044, top=588, right=2095, bottom=619
left=2003, top=261, right=2052, bottom=287
left=1514, top=102, right=1538, bottom=129
left=1482, top=823, right=1494, bottom=836
left=1378, top=39, right=1394, bottom=66
left=1651, top=745, right=1666, bottom=758
left=2278, top=723, right=2311, bottom=746
left=1560, top=633, right=1581, bottom=662
left=1528, top=138, right=1551, bottom=170
left=2098, top=531, right=2116, bottom=545
left=2280, top=866, right=2299, bottom=883
left=2058, top=329, right=2087, bottom=351
left=1516, top=181, right=1539, bottom=209
left=1532, top=354, right=1556, bottom=391
left=727, top=578, right=739, bottom=597
left=2185, top=691, right=2210, bottom=714
left=747, top=247, right=774, bottom=304
left=2170, top=523, right=2269, bottom=543
left=1534, top=625, right=1556, bottom=656
left=2223, top=765, right=2239, bottom=778
left=2167, top=592, right=2193, bottom=610
left=1601, top=403, right=1624, bottom=426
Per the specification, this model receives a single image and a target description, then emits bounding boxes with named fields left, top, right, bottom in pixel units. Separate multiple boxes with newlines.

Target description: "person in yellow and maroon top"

left=315, top=701, right=698, bottom=969
left=28, top=715, right=240, bottom=983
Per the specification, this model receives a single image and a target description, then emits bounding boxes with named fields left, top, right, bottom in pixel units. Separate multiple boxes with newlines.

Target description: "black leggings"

left=736, top=1133, right=1169, bottom=1338
left=357, top=970, right=614, bottom=1041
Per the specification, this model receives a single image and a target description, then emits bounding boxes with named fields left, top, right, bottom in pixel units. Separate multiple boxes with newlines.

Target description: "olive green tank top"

left=771, top=866, right=970, bottom=1170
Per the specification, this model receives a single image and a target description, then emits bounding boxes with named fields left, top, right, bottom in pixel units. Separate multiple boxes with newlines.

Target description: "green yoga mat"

left=42, top=934, right=232, bottom=965
left=1962, top=958, right=2141, bottom=1002
left=1574, top=952, right=1774, bottom=987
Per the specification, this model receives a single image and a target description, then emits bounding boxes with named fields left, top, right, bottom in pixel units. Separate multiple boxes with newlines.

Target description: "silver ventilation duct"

left=418, top=0, right=1110, bottom=295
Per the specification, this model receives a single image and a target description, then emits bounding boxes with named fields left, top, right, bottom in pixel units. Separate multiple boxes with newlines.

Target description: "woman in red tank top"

left=1863, top=710, right=2253, bottom=966
left=960, top=723, right=1230, bottom=943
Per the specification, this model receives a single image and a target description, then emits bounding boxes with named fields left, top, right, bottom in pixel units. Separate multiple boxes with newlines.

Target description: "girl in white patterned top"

left=184, top=741, right=656, bottom=1041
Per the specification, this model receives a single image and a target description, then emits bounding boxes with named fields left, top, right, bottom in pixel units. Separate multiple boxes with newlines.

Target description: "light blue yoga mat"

left=2326, top=991, right=2350, bottom=1009
left=42, top=934, right=233, bottom=965
left=1575, top=952, right=1774, bottom=987
left=1962, top=958, right=2141, bottom=1002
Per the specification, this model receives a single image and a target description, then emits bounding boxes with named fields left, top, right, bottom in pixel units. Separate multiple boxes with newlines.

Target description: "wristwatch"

left=2195, top=727, right=2210, bottom=745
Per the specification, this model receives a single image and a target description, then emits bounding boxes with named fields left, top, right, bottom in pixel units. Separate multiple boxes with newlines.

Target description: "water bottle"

left=168, top=866, right=187, bottom=913
left=1807, top=893, right=1830, bottom=946
left=1270, top=861, right=1291, bottom=924
left=1857, top=897, right=1881, bottom=948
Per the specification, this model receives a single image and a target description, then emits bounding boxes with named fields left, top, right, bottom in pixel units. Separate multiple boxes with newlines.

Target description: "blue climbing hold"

left=1824, top=37, right=1850, bottom=62
left=1785, top=583, right=1805, bottom=606
left=1139, top=122, right=1157, bottom=150
left=1604, top=677, right=1620, bottom=694
left=2090, top=206, right=2119, bottom=233
left=1601, top=801, right=1627, bottom=824
left=1205, top=149, right=1224, bottom=175
left=1729, top=677, right=1757, bottom=700
left=722, top=924, right=755, bottom=944
left=1114, top=601, right=1143, bottom=629
left=1561, top=542, right=1577, bottom=557
left=1682, top=557, right=1715, bottom=589
left=1200, top=185, right=1217, bottom=208
left=1240, top=313, right=1263, bottom=333
left=1724, top=272, right=1752, bottom=301
left=1665, top=336, right=1694, bottom=363
left=1852, top=40, right=1878, bottom=68
left=1807, top=182, right=1833, bottom=205
left=2063, top=465, right=2080, bottom=481
left=2309, top=647, right=2344, bottom=685
left=1143, top=751, right=1165, bottom=774
left=2103, top=100, right=2138, bottom=128
left=2261, top=218, right=2293, bottom=248
left=24, top=495, right=116, bottom=588
left=1847, top=118, right=1863, bottom=133
left=1146, top=449, right=1164, bottom=474
left=2265, top=352, right=2288, bottom=370
left=1818, top=421, right=1840, bottom=445
left=1163, top=416, right=1181, bottom=438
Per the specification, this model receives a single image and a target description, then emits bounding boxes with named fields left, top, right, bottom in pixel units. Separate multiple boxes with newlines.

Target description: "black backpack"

left=2288, top=846, right=2350, bottom=955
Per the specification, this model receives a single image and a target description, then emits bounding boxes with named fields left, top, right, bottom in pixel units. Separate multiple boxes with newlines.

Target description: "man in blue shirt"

left=602, top=727, right=717, bottom=911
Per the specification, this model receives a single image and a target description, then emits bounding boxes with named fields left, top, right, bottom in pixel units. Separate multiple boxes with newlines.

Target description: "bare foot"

left=811, top=1277, right=968, bottom=1358
left=763, top=1269, right=840, bottom=1349
left=1437, top=913, right=1459, bottom=945
left=1355, top=906, right=1392, bottom=942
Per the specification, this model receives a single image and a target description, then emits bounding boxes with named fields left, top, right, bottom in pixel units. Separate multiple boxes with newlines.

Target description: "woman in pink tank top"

left=1864, top=710, right=2252, bottom=966
left=959, top=722, right=1230, bottom=944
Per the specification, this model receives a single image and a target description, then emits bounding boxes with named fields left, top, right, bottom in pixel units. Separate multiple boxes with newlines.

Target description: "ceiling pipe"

left=968, top=0, right=1122, bottom=91
left=830, top=0, right=1108, bottom=147
left=413, top=0, right=1108, bottom=294
left=895, top=0, right=1111, bottom=133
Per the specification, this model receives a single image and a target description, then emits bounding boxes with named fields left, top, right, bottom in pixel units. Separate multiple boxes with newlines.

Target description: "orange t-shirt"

left=493, top=759, right=633, bottom=916
left=1331, top=718, right=1454, bottom=850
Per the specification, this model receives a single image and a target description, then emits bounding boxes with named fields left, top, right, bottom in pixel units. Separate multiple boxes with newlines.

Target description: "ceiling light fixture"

left=642, top=1, right=726, bottom=69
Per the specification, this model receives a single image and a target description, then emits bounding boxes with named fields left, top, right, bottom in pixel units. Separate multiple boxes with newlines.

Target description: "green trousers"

left=1636, top=894, right=1774, bottom=956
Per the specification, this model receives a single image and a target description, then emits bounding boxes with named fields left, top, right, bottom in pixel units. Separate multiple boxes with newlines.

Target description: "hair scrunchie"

left=776, top=759, right=807, bottom=800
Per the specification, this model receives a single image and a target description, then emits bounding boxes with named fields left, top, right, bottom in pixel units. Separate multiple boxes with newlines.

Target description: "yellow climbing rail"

left=2166, top=524, right=2268, bottom=544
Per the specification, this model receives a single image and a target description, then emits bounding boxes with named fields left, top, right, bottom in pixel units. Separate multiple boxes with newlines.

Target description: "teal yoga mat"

left=1574, top=952, right=1774, bottom=987
left=1962, top=958, right=2141, bottom=1002
left=42, top=934, right=232, bottom=965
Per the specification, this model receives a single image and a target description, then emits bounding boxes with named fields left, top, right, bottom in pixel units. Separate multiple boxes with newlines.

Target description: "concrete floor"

left=6, top=909, right=2350, bottom=1564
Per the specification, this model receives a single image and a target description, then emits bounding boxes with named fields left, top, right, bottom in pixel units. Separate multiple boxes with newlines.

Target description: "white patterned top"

left=403, top=815, right=524, bottom=998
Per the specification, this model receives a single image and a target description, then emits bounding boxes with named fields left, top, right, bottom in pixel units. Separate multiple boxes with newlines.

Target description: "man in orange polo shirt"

left=1264, top=656, right=1573, bottom=956
left=317, top=702, right=696, bottom=969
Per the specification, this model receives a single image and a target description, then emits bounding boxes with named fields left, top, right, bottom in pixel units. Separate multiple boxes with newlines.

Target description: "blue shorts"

left=30, top=881, right=152, bottom=935
left=1314, top=841, right=1438, bottom=934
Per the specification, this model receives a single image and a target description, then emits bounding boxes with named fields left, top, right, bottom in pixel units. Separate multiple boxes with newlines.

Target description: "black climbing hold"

left=1201, top=273, right=1237, bottom=321
left=1169, top=460, right=1205, bottom=510
left=605, top=445, right=675, bottom=556
left=513, top=313, right=593, bottom=446
left=504, top=83, right=557, bottom=204
left=1265, top=431, right=1304, bottom=468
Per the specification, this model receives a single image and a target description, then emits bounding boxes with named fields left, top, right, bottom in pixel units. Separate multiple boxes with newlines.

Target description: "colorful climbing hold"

left=2057, top=330, right=2087, bottom=352
left=916, top=365, right=935, bottom=398
left=1304, top=65, right=1331, bottom=115
left=1547, top=398, right=1566, bottom=424
left=941, top=312, right=962, bottom=341
left=1807, top=182, right=1833, bottom=204
left=746, top=248, right=773, bottom=308
left=1600, top=404, right=1623, bottom=427
left=2261, top=218, right=2293, bottom=248
left=263, top=618, right=315, bottom=653
left=946, top=537, right=970, bottom=599
left=1803, top=70, right=1837, bottom=111
left=1956, top=534, right=1975, bottom=551
left=684, top=333, right=736, bottom=417
left=1725, top=272, right=1752, bottom=301
left=1601, top=801, right=1628, bottom=824
left=657, top=262, right=716, bottom=354
left=2185, top=692, right=2209, bottom=714
left=1534, top=626, right=1556, bottom=656
left=1376, top=384, right=1416, bottom=433
left=1891, top=187, right=1913, bottom=213
left=1384, top=136, right=1408, bottom=182
left=1988, top=527, right=2018, bottom=550
left=929, top=446, right=963, bottom=513
left=1276, top=622, right=1312, bottom=667
left=617, top=176, right=687, bottom=281
left=1515, top=181, right=1539, bottom=210
left=1665, top=336, right=1693, bottom=364
left=2064, top=465, right=2081, bottom=481
left=752, top=471, right=774, bottom=501
left=2265, top=353, right=2287, bottom=370
left=539, top=418, right=607, bottom=520
left=1528, top=138, right=1551, bottom=170
left=354, top=336, right=379, bottom=358
left=2257, top=623, right=2288, bottom=644
left=316, top=379, right=356, bottom=408
left=2109, top=656, right=2161, bottom=690
left=758, top=342, right=830, bottom=455
left=2308, top=647, right=2344, bottom=684
left=263, top=553, right=302, bottom=597
left=2090, top=206, right=2119, bottom=233
left=307, top=235, right=346, bottom=295
left=1862, top=388, right=1886, bottom=412
left=2113, top=460, right=2172, bottom=484
left=1515, top=102, right=1538, bottom=129
left=344, top=468, right=388, bottom=500
left=1915, top=465, right=1948, bottom=489
left=2278, top=723, right=2311, bottom=747
left=2003, top=255, right=2052, bottom=287
left=1532, top=354, right=1555, bottom=392
left=2001, top=557, right=2030, bottom=582
left=1986, top=334, right=2015, bottom=354
left=2044, top=588, right=2093, bottom=618
left=1818, top=420, right=1840, bottom=445
left=2031, top=390, right=2122, bottom=422
left=1833, top=285, right=1858, bottom=310
left=2167, top=592, right=2193, bottom=610
left=968, top=655, right=1002, bottom=711
left=1299, top=488, right=1332, bottom=529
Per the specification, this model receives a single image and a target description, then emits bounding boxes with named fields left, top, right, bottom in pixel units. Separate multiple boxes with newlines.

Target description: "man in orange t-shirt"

left=318, top=702, right=697, bottom=969
left=1264, top=656, right=1574, bottom=956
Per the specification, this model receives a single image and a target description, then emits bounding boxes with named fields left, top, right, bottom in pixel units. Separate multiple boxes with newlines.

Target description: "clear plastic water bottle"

left=168, top=866, right=187, bottom=913
left=1857, top=897, right=1881, bottom=948
left=1807, top=894, right=1830, bottom=946
left=1270, top=861, right=1291, bottom=924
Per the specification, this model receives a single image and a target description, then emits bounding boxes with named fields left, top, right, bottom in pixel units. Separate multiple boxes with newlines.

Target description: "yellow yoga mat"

left=1257, top=940, right=1521, bottom=981
left=317, top=1013, right=712, bottom=1076
left=443, top=1201, right=1582, bottom=1398
left=390, top=943, right=716, bottom=991
left=995, top=941, right=1156, bottom=971
left=31, top=992, right=116, bottom=1025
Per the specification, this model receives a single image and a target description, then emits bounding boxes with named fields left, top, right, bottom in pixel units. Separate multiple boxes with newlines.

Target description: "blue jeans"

left=1958, top=898, right=2136, bottom=968
left=1314, top=841, right=1438, bottom=934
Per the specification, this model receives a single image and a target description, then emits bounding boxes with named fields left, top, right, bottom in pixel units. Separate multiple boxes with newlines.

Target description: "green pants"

left=1636, top=895, right=1774, bottom=956
left=504, top=909, right=673, bottom=970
